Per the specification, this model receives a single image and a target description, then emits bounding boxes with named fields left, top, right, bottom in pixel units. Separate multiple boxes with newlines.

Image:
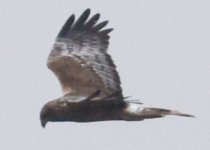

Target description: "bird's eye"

left=42, top=114, right=46, bottom=118
left=41, top=112, right=47, bottom=119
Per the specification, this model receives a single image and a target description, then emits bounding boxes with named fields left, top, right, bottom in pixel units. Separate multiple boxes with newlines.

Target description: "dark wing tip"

left=84, top=8, right=91, bottom=14
left=84, top=13, right=100, bottom=29
left=73, top=9, right=91, bottom=30
left=57, top=14, right=75, bottom=38
left=57, top=9, right=91, bottom=38
left=57, top=8, right=112, bottom=39
left=92, top=21, right=109, bottom=31
left=99, top=28, right=113, bottom=36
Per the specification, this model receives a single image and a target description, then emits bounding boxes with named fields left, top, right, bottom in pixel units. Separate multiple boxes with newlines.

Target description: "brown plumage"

left=40, top=9, right=193, bottom=128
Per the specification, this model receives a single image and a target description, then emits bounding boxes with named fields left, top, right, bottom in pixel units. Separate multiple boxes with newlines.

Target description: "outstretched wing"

left=47, top=9, right=123, bottom=99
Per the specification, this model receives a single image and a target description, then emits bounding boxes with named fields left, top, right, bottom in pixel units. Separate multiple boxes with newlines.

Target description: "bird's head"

left=40, top=96, right=82, bottom=128
left=40, top=104, right=50, bottom=128
left=40, top=100, right=59, bottom=128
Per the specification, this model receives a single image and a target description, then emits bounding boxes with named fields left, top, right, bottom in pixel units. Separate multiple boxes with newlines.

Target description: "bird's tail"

left=123, top=103, right=194, bottom=121
left=139, top=107, right=194, bottom=118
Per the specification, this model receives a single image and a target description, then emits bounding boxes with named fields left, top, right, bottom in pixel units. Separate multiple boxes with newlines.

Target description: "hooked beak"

left=41, top=119, right=47, bottom=128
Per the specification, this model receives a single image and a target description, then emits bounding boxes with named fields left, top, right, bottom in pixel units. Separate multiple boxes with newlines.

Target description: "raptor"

left=40, top=9, right=193, bottom=128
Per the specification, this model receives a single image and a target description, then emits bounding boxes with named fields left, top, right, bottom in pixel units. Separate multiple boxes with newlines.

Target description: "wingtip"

left=95, top=13, right=100, bottom=19
left=57, top=14, right=75, bottom=38
left=100, top=28, right=114, bottom=35
left=92, top=20, right=109, bottom=31
left=84, top=8, right=91, bottom=15
left=57, top=8, right=113, bottom=40
left=72, top=9, right=92, bottom=30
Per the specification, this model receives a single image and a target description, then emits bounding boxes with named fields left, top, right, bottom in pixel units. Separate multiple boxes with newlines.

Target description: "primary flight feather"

left=40, top=9, right=193, bottom=128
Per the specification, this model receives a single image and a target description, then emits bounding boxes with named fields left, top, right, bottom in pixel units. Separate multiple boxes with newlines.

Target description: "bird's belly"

left=65, top=103, right=124, bottom=122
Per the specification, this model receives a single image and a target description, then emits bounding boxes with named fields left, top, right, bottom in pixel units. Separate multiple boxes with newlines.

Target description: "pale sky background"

left=0, top=0, right=210, bottom=150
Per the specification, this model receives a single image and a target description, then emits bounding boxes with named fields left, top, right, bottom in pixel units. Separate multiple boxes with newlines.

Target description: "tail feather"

left=123, top=104, right=194, bottom=121
left=143, top=107, right=195, bottom=118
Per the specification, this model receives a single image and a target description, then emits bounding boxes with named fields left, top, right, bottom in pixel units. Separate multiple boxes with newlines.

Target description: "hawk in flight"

left=40, top=9, right=193, bottom=128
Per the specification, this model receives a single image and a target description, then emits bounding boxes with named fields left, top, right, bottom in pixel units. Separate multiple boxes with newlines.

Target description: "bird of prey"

left=40, top=9, right=193, bottom=128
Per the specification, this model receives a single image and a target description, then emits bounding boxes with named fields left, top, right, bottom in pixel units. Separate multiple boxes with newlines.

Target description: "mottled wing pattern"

left=47, top=9, right=122, bottom=99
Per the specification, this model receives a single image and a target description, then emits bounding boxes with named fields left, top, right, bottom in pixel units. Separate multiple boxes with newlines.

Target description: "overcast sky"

left=0, top=0, right=210, bottom=150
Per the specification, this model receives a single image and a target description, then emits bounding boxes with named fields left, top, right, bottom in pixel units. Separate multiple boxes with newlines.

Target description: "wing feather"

left=84, top=13, right=100, bottom=29
left=57, top=14, right=75, bottom=38
left=72, top=9, right=90, bottom=30
left=91, top=21, right=109, bottom=31
left=47, top=9, right=123, bottom=100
